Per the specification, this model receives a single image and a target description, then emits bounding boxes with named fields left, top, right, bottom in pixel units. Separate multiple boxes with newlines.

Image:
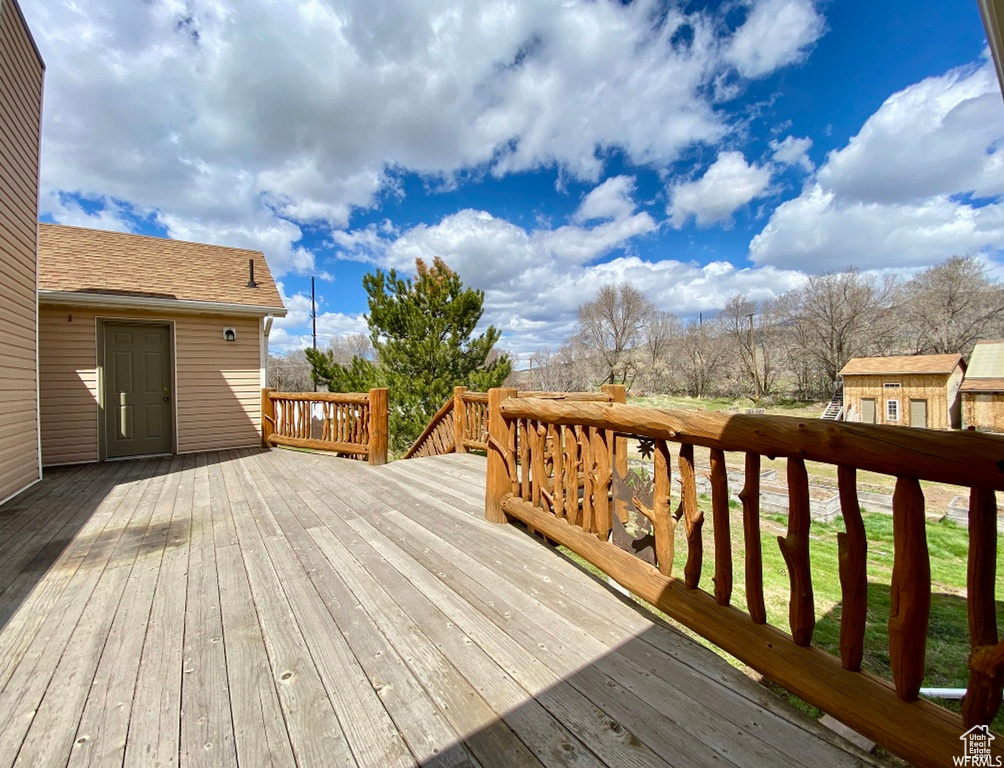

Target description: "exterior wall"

left=962, top=392, right=1004, bottom=433
left=0, top=0, right=44, bottom=500
left=38, top=306, right=262, bottom=465
left=947, top=366, right=964, bottom=429
left=843, top=372, right=954, bottom=430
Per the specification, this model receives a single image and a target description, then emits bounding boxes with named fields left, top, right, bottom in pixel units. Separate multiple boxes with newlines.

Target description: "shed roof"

left=839, top=353, right=965, bottom=376
left=960, top=378, right=1004, bottom=393
left=38, top=224, right=285, bottom=314
left=965, top=340, right=1004, bottom=379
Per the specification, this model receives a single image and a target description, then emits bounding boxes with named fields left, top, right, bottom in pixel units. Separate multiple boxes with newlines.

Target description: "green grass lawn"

left=628, top=393, right=827, bottom=418
left=562, top=498, right=1004, bottom=736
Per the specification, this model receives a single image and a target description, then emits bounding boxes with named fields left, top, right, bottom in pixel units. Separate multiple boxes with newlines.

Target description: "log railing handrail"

left=484, top=391, right=1004, bottom=768
left=261, top=387, right=387, bottom=465
left=404, top=387, right=620, bottom=459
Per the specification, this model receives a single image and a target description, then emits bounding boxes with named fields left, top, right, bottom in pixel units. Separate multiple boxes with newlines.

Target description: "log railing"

left=404, top=386, right=623, bottom=459
left=261, top=388, right=388, bottom=465
left=484, top=390, right=1004, bottom=768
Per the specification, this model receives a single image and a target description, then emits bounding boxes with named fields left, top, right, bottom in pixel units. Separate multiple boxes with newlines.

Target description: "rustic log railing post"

left=368, top=388, right=388, bottom=466
left=261, top=388, right=276, bottom=449
left=454, top=386, right=468, bottom=454
left=602, top=384, right=628, bottom=526
left=485, top=387, right=517, bottom=523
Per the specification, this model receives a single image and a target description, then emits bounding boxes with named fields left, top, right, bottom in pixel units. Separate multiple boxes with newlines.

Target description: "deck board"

left=0, top=449, right=877, bottom=768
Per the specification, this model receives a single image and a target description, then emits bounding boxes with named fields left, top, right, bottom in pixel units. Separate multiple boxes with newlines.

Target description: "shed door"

left=909, top=399, right=928, bottom=429
left=861, top=398, right=876, bottom=424
left=105, top=324, right=173, bottom=458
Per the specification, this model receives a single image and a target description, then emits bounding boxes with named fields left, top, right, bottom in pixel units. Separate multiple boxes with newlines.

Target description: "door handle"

left=163, top=396, right=170, bottom=402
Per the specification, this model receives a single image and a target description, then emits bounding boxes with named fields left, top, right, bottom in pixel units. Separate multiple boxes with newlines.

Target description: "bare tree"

left=901, top=256, right=1004, bottom=357
left=782, top=270, right=898, bottom=389
left=528, top=344, right=592, bottom=392
left=575, top=284, right=654, bottom=387
left=267, top=349, right=314, bottom=391
left=720, top=294, right=784, bottom=400
left=637, top=310, right=681, bottom=393
left=677, top=317, right=726, bottom=398
left=328, top=332, right=375, bottom=364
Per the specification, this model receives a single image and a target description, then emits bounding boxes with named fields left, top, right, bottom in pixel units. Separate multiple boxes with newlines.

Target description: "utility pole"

left=311, top=276, right=317, bottom=351
left=311, top=277, right=318, bottom=393
left=747, top=312, right=760, bottom=402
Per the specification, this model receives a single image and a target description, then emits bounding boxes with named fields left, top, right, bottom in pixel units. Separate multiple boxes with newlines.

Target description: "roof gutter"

left=980, top=0, right=1004, bottom=101
left=38, top=289, right=288, bottom=318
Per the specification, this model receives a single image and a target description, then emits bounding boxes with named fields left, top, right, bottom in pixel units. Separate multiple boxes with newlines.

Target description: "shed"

left=37, top=224, right=287, bottom=465
left=839, top=353, right=966, bottom=430
left=0, top=0, right=44, bottom=502
left=959, top=340, right=1004, bottom=433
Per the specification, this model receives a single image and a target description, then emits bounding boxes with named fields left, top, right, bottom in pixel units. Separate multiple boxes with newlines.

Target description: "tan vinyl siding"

left=843, top=370, right=960, bottom=431
left=38, top=307, right=263, bottom=464
left=0, top=0, right=43, bottom=498
left=175, top=315, right=261, bottom=453
left=38, top=308, right=99, bottom=465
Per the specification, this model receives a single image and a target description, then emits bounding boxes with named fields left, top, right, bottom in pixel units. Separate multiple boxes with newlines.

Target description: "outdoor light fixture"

left=223, top=327, right=237, bottom=342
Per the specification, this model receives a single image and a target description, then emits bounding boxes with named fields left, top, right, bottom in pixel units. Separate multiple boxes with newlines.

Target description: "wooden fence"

left=483, top=388, right=1004, bottom=768
left=261, top=388, right=388, bottom=465
left=403, top=385, right=624, bottom=459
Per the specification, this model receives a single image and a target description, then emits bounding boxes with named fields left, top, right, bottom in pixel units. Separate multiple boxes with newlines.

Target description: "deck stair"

left=820, top=386, right=845, bottom=420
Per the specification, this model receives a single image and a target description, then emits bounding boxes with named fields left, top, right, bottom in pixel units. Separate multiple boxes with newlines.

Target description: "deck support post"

left=454, top=386, right=468, bottom=454
left=368, top=388, right=389, bottom=465
left=485, top=387, right=518, bottom=523
left=261, top=388, right=276, bottom=448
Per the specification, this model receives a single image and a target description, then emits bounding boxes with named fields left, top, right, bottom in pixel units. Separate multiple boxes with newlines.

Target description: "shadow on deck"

left=0, top=449, right=875, bottom=767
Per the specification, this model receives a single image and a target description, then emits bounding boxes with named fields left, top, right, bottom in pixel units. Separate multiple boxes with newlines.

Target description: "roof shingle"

left=839, top=353, right=965, bottom=376
left=38, top=224, right=285, bottom=312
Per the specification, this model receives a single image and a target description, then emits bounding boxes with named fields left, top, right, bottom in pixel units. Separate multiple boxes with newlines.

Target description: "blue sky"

left=24, top=0, right=1004, bottom=361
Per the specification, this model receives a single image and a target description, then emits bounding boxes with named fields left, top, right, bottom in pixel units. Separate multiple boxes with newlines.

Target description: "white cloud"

left=749, top=185, right=1004, bottom=270
left=750, top=61, right=1004, bottom=271
left=24, top=0, right=824, bottom=275
left=770, top=135, right=814, bottom=172
left=333, top=206, right=802, bottom=359
left=818, top=63, right=1004, bottom=202
left=667, top=151, right=773, bottom=227
left=724, top=0, right=825, bottom=79
left=270, top=282, right=368, bottom=353
left=573, top=176, right=639, bottom=222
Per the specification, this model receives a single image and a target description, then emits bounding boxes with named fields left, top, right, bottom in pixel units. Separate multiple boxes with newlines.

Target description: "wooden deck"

left=0, top=449, right=876, bottom=768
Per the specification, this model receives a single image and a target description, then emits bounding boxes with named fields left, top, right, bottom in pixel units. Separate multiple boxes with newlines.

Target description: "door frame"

left=96, top=318, right=177, bottom=461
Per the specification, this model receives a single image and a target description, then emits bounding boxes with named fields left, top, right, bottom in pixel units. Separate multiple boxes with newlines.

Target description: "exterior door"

left=861, top=398, right=876, bottom=424
left=105, top=324, right=172, bottom=458
left=910, top=399, right=928, bottom=429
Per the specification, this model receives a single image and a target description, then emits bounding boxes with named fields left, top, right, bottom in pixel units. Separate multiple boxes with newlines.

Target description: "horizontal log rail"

left=261, top=388, right=387, bottom=465
left=404, top=386, right=618, bottom=459
left=484, top=392, right=1004, bottom=768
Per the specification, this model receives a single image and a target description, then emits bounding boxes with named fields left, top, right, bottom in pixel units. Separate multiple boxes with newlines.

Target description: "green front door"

left=105, top=324, right=173, bottom=458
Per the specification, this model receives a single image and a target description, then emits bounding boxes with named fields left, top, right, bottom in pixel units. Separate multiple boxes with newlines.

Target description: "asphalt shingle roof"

left=38, top=223, right=285, bottom=312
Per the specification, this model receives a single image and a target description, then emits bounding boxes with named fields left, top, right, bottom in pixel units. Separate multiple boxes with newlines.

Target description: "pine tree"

left=309, top=257, right=511, bottom=452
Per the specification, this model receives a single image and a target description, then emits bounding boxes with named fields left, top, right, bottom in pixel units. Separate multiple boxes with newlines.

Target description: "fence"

left=483, top=388, right=1004, bottom=768
left=261, top=388, right=388, bottom=465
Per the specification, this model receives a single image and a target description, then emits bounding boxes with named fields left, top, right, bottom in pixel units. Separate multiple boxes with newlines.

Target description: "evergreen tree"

left=309, top=257, right=511, bottom=452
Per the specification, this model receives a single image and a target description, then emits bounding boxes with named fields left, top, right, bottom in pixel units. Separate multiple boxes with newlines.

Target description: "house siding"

left=38, top=306, right=262, bottom=465
left=962, top=392, right=1004, bottom=433
left=843, top=372, right=958, bottom=430
left=0, top=0, right=43, bottom=499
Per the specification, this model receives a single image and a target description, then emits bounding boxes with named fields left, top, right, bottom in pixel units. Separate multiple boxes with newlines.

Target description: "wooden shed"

left=839, top=353, right=966, bottom=430
left=37, top=224, right=287, bottom=465
left=0, top=0, right=44, bottom=502
left=959, top=339, right=1004, bottom=433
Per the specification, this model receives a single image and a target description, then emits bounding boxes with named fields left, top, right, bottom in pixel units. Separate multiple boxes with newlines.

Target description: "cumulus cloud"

left=750, top=61, right=1004, bottom=271
left=667, top=151, right=773, bottom=227
left=270, top=282, right=368, bottom=352
left=724, top=0, right=825, bottom=79
left=24, top=0, right=827, bottom=277
left=770, top=136, right=814, bottom=172
left=333, top=206, right=802, bottom=359
left=573, top=176, right=639, bottom=222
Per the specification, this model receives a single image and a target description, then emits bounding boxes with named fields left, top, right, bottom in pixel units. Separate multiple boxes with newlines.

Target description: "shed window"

left=887, top=399, right=899, bottom=422
left=883, top=382, right=902, bottom=390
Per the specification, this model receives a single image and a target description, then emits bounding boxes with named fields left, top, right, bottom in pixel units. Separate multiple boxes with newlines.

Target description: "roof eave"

left=980, top=0, right=1004, bottom=101
left=38, top=289, right=288, bottom=318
